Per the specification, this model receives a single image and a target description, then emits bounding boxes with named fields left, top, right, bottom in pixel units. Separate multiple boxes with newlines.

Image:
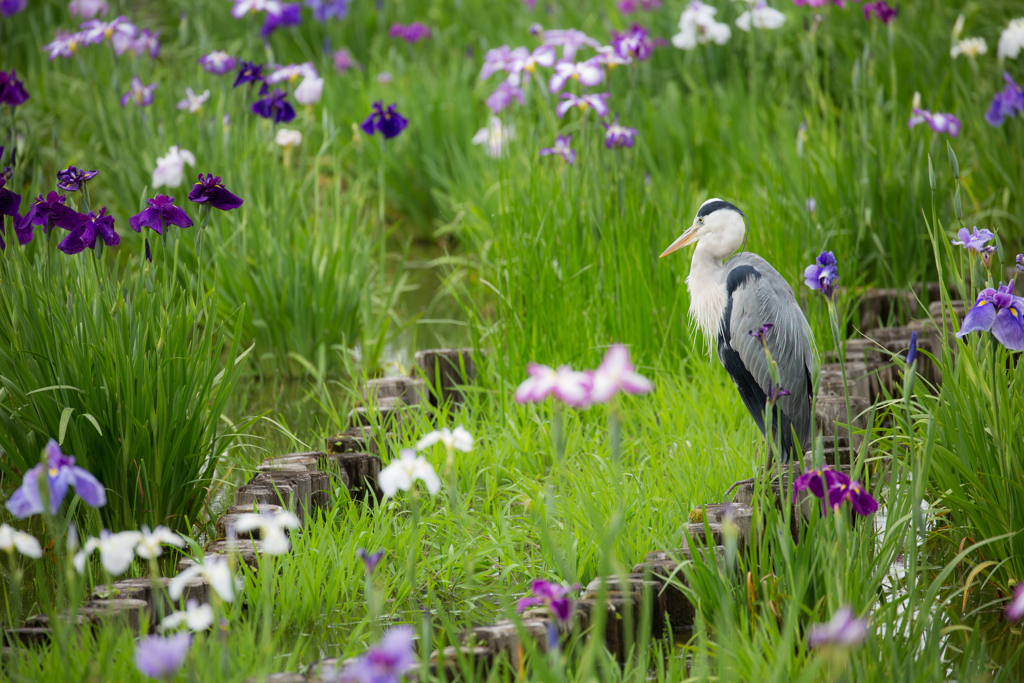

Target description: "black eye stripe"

left=697, top=199, right=745, bottom=218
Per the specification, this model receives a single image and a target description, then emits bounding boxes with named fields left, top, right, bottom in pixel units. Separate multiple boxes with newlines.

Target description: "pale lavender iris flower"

left=134, top=633, right=192, bottom=679
left=556, top=92, right=610, bottom=118
left=485, top=81, right=525, bottom=114
left=199, top=51, right=238, bottom=75
left=338, top=626, right=416, bottom=683
left=803, top=251, right=839, bottom=299
left=516, top=579, right=579, bottom=623
left=5, top=440, right=107, bottom=518
left=908, top=109, right=961, bottom=137
left=602, top=114, right=638, bottom=148
left=542, top=29, right=601, bottom=60
left=1006, top=584, right=1024, bottom=622
left=807, top=607, right=869, bottom=648
left=548, top=59, right=604, bottom=93
left=540, top=135, right=576, bottom=166
left=950, top=226, right=994, bottom=253
left=120, top=76, right=157, bottom=107
left=956, top=282, right=1024, bottom=351
left=985, top=73, right=1024, bottom=127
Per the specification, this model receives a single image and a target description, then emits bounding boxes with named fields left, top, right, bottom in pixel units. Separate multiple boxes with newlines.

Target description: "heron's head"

left=659, top=198, right=747, bottom=260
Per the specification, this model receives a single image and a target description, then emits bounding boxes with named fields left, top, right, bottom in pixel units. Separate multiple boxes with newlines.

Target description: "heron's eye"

left=697, top=217, right=704, bottom=226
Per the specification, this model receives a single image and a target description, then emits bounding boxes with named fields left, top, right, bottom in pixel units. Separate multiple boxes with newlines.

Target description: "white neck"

left=686, top=241, right=730, bottom=353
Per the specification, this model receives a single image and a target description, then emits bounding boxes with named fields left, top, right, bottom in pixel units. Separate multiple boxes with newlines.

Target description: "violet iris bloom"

left=361, top=101, right=408, bottom=139
left=357, top=548, right=384, bottom=574
left=612, top=24, right=661, bottom=61
left=485, top=81, right=525, bottom=114
left=508, top=45, right=558, bottom=83
left=539, top=135, right=576, bottom=166
left=556, top=92, right=610, bottom=118
left=793, top=466, right=849, bottom=513
left=56, top=166, right=99, bottom=193
left=0, top=70, right=30, bottom=107
left=749, top=323, right=773, bottom=345
left=908, top=109, right=961, bottom=137
left=252, top=89, right=296, bottom=123
left=602, top=114, right=638, bottom=148
left=20, top=191, right=79, bottom=233
left=333, top=48, right=357, bottom=72
left=803, top=251, right=839, bottom=299
left=985, top=73, right=1024, bottom=127
left=1006, top=584, right=1024, bottom=622
left=950, top=226, right=994, bottom=253
left=0, top=163, right=20, bottom=218
left=514, top=363, right=592, bottom=407
left=807, top=607, right=868, bottom=648
left=589, top=344, right=654, bottom=403
left=261, top=3, right=301, bottom=37
left=5, top=440, right=107, bottom=518
left=542, top=29, right=601, bottom=60
left=906, top=331, right=918, bottom=366
left=233, top=61, right=267, bottom=89
left=1017, top=254, right=1024, bottom=273
left=956, top=282, right=1024, bottom=351
left=480, top=46, right=520, bottom=81
left=516, top=579, right=579, bottom=624
left=618, top=0, right=662, bottom=11
left=58, top=207, right=119, bottom=254
left=827, top=478, right=879, bottom=516
left=339, top=626, right=416, bottom=683
left=863, top=1, right=896, bottom=23
left=188, top=174, right=244, bottom=211
left=389, top=22, right=432, bottom=42
left=0, top=0, right=27, bottom=16
left=134, top=632, right=192, bottom=679
left=43, top=32, right=86, bottom=60
left=548, top=59, right=604, bottom=93
left=306, top=0, right=350, bottom=21
left=120, top=76, right=157, bottom=107
left=199, top=51, right=237, bottom=75
left=80, top=16, right=136, bottom=46
left=131, top=29, right=161, bottom=58
left=129, top=195, right=194, bottom=235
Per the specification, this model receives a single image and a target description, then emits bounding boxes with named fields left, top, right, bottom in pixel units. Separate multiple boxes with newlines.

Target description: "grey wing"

left=716, top=254, right=814, bottom=457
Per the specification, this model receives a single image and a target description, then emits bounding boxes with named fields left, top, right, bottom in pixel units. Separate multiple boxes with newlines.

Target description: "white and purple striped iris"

left=548, top=59, right=604, bottom=93
left=601, top=114, right=638, bottom=148
left=43, top=31, right=86, bottom=60
left=199, top=51, right=238, bottom=76
left=542, top=29, right=601, bottom=60
left=266, top=62, right=318, bottom=84
left=807, top=607, right=869, bottom=649
left=485, top=80, right=524, bottom=114
left=508, top=45, right=557, bottom=80
left=79, top=15, right=136, bottom=45
left=232, top=0, right=281, bottom=18
left=908, top=108, right=961, bottom=137
left=539, top=135, right=576, bottom=166
left=479, top=45, right=522, bottom=81
left=515, top=363, right=592, bottom=408
left=556, top=92, right=610, bottom=118
left=120, top=76, right=157, bottom=108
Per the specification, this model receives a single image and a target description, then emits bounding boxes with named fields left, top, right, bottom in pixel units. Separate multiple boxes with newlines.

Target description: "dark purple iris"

left=804, top=251, right=840, bottom=300
left=516, top=579, right=579, bottom=624
left=357, top=548, right=384, bottom=575
left=793, top=466, right=849, bottom=513
left=389, top=22, right=432, bottom=43
left=233, top=61, right=267, bottom=90
left=360, top=101, right=408, bottom=139
left=955, top=281, right=1024, bottom=351
left=906, top=331, right=918, bottom=366
left=0, top=162, right=20, bottom=218
left=56, top=166, right=99, bottom=193
left=1, top=0, right=28, bottom=17
left=19, top=191, right=80, bottom=234
left=0, top=70, right=30, bottom=107
left=863, top=1, right=897, bottom=23
left=129, top=195, right=194, bottom=235
left=1, top=211, right=32, bottom=250
left=58, top=207, right=119, bottom=255
left=828, top=478, right=879, bottom=516
left=188, top=174, right=244, bottom=211
left=985, top=73, right=1024, bottom=127
left=749, top=323, right=773, bottom=344
left=252, top=89, right=296, bottom=123
left=261, top=3, right=301, bottom=37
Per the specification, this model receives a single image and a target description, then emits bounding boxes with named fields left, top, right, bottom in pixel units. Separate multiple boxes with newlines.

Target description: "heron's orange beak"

left=659, top=226, right=699, bottom=258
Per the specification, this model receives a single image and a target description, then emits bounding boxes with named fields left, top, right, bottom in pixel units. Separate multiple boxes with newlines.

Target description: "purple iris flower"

left=129, top=195, right=194, bottom=235
left=908, top=109, right=961, bottom=137
left=602, top=114, right=638, bottom=148
left=803, top=251, right=839, bottom=299
left=863, top=1, right=896, bottom=23
left=80, top=15, right=136, bottom=45
left=357, top=548, right=384, bottom=574
left=132, top=29, right=161, bottom=58
left=556, top=92, right=610, bottom=118
left=1006, top=584, right=1024, bottom=622
left=56, top=166, right=99, bottom=193
left=1016, top=254, right=1024, bottom=272
left=618, top=0, right=662, bottom=11
left=749, top=324, right=773, bottom=344
left=985, top=73, right=1024, bottom=127
left=233, top=61, right=266, bottom=89
left=950, top=226, right=994, bottom=253
left=20, top=191, right=80, bottom=233
left=516, top=579, right=579, bottom=624
left=956, top=282, right=1024, bottom=351
left=906, top=331, right=918, bottom=366
left=793, top=465, right=849, bottom=513
left=306, top=0, right=350, bottom=21
left=539, top=135, right=576, bottom=166
left=199, top=51, right=237, bottom=76
left=43, top=31, right=85, bottom=60
left=188, top=174, right=244, bottom=212
left=5, top=440, right=107, bottom=518
left=0, top=161, right=20, bottom=218
left=542, top=29, right=601, bottom=60
left=480, top=46, right=518, bottom=81
left=611, top=24, right=661, bottom=61
left=389, top=22, right=432, bottom=42
left=807, top=607, right=868, bottom=648
left=485, top=81, right=525, bottom=114
left=768, top=384, right=791, bottom=403
left=261, top=3, right=301, bottom=37
left=252, top=89, right=296, bottom=123
left=333, top=48, right=357, bottom=73
left=58, top=207, right=119, bottom=255
left=0, top=70, right=30, bottom=107
left=0, top=0, right=27, bottom=16
left=120, top=76, right=157, bottom=108
left=361, top=101, right=408, bottom=139
left=548, top=59, right=604, bottom=93
left=134, top=633, right=192, bottom=679
left=339, top=626, right=416, bottom=683
left=827, top=478, right=879, bottom=516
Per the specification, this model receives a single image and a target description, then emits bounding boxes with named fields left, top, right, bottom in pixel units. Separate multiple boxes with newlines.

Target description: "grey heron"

left=660, top=198, right=813, bottom=461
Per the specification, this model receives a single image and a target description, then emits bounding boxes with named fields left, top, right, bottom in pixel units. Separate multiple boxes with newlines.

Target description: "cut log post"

left=322, top=452, right=382, bottom=501
left=818, top=361, right=875, bottom=402
left=325, top=432, right=369, bottom=454
left=856, top=288, right=918, bottom=331
left=364, top=377, right=428, bottom=406
left=415, top=348, right=477, bottom=406
left=348, top=399, right=416, bottom=433
left=203, top=539, right=264, bottom=571
left=227, top=502, right=283, bottom=517
left=631, top=559, right=697, bottom=631
left=429, top=645, right=494, bottom=681
left=462, top=618, right=549, bottom=669
left=928, top=299, right=965, bottom=325
left=251, top=471, right=312, bottom=519
left=235, top=481, right=296, bottom=513
left=258, top=453, right=319, bottom=473
left=82, top=598, right=149, bottom=633
left=308, top=469, right=332, bottom=509
left=4, top=628, right=52, bottom=647
left=579, top=574, right=668, bottom=640
left=815, top=395, right=870, bottom=450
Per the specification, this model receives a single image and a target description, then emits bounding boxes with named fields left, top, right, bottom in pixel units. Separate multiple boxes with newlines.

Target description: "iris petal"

left=992, top=304, right=1024, bottom=351
left=956, top=300, right=996, bottom=337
